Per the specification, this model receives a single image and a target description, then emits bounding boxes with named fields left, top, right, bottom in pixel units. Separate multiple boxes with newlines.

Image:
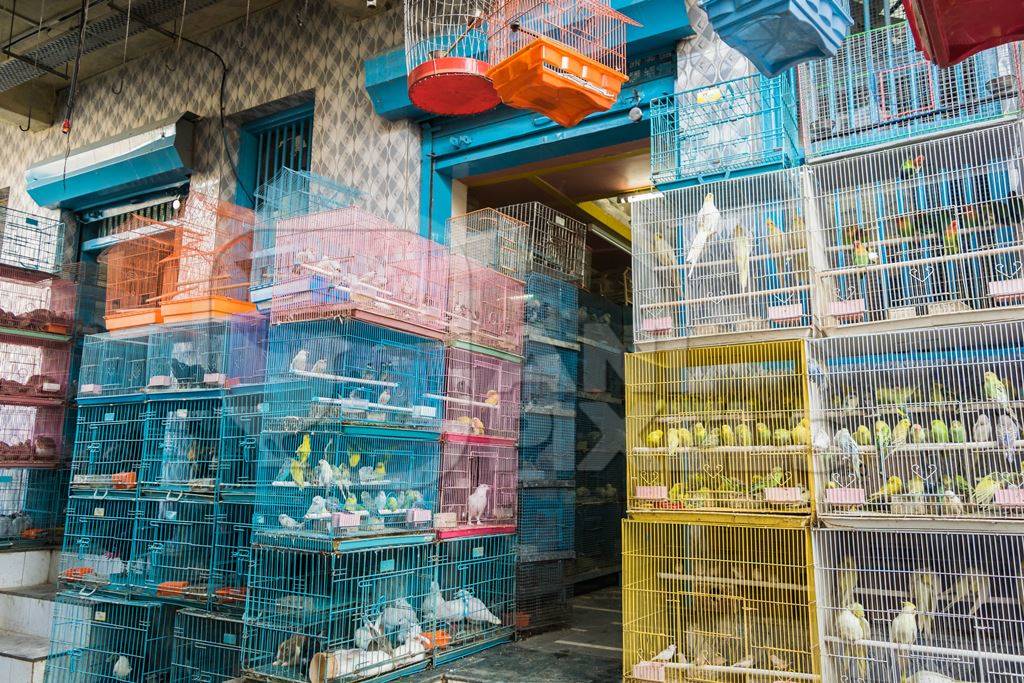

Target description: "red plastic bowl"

left=408, top=57, right=501, bottom=116
left=904, top=0, right=1024, bottom=67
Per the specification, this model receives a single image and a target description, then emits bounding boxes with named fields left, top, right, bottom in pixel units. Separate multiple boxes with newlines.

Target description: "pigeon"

left=278, top=514, right=303, bottom=529
left=290, top=349, right=308, bottom=373
left=422, top=580, right=444, bottom=621
left=381, top=597, right=419, bottom=630
left=446, top=589, right=501, bottom=624
left=466, top=484, right=490, bottom=525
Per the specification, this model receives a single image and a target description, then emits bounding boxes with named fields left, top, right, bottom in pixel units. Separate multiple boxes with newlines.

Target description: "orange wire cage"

left=98, top=217, right=177, bottom=331
left=487, top=0, right=640, bottom=127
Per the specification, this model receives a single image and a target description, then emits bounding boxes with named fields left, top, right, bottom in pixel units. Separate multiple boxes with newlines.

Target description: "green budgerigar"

left=693, top=422, right=707, bottom=447
left=735, top=424, right=752, bottom=446
left=854, top=425, right=872, bottom=446
left=874, top=420, right=892, bottom=448
left=931, top=419, right=949, bottom=444
left=984, top=371, right=1010, bottom=409
left=756, top=422, right=772, bottom=446
left=774, top=428, right=792, bottom=446
left=949, top=420, right=967, bottom=444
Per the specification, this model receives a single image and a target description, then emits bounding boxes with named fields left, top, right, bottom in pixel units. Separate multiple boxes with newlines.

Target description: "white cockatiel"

left=466, top=484, right=490, bottom=525
left=686, top=193, right=721, bottom=264
left=732, top=224, right=752, bottom=292
left=890, top=602, right=918, bottom=645
left=289, top=349, right=308, bottom=373
left=111, top=655, right=132, bottom=680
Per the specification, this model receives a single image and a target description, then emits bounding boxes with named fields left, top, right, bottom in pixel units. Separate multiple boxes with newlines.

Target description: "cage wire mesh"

left=219, top=388, right=266, bottom=494
left=0, top=268, right=76, bottom=334
left=0, top=332, right=70, bottom=399
left=172, top=609, right=245, bottom=682
left=69, top=399, right=147, bottom=491
left=0, top=467, right=67, bottom=548
left=98, top=219, right=178, bottom=329
left=520, top=411, right=575, bottom=482
left=438, top=437, right=518, bottom=535
left=515, top=557, right=571, bottom=633
left=140, top=396, right=223, bottom=493
left=447, top=208, right=528, bottom=277
left=525, top=272, right=581, bottom=345
left=518, top=484, right=574, bottom=560
left=78, top=328, right=153, bottom=397
left=498, top=202, right=587, bottom=283
left=447, top=251, right=525, bottom=356
left=59, top=493, right=137, bottom=591
left=441, top=346, right=522, bottom=441
left=0, top=400, right=63, bottom=466
left=0, top=206, right=64, bottom=274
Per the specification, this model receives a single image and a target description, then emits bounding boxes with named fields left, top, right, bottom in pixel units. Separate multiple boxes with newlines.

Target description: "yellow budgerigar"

left=646, top=429, right=664, bottom=447
left=295, top=433, right=312, bottom=464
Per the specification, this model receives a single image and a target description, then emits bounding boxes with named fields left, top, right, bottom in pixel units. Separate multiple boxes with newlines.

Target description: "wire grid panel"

left=525, top=272, right=579, bottom=345
left=0, top=206, right=65, bottom=274
left=266, top=319, right=445, bottom=430
left=242, top=542, right=436, bottom=682
left=813, top=121, right=1024, bottom=330
left=172, top=609, right=245, bottom=683
left=447, top=253, right=525, bottom=356
left=0, top=467, right=67, bottom=548
left=59, top=493, right=137, bottom=591
left=798, top=21, right=1024, bottom=159
left=443, top=346, right=522, bottom=441
left=625, top=341, right=812, bottom=514
left=579, top=334, right=626, bottom=398
left=78, top=330, right=153, bottom=397
left=447, top=209, right=528, bottom=278
left=434, top=534, right=516, bottom=657
left=0, top=400, right=64, bottom=466
left=438, top=437, right=518, bottom=531
left=523, top=341, right=578, bottom=415
left=520, top=412, right=575, bottom=482
left=574, top=496, right=622, bottom=579
left=98, top=226, right=177, bottom=323
left=145, top=315, right=268, bottom=392
left=140, top=397, right=223, bottom=492
left=515, top=558, right=571, bottom=633
left=269, top=207, right=448, bottom=335
left=219, top=389, right=266, bottom=494
left=622, top=519, right=816, bottom=682
left=650, top=72, right=800, bottom=186
left=0, top=332, right=70, bottom=399
left=0, top=269, right=76, bottom=334
left=814, top=527, right=1024, bottom=682
left=518, top=486, right=574, bottom=559
left=211, top=497, right=254, bottom=610
left=810, top=321, right=1024, bottom=520
left=578, top=287, right=626, bottom=349
left=254, top=423, right=439, bottom=549
left=70, top=401, right=147, bottom=490
left=498, top=202, right=587, bottom=283
left=131, top=494, right=218, bottom=604
left=404, top=0, right=495, bottom=71
left=45, top=593, right=175, bottom=683
left=631, top=168, right=814, bottom=345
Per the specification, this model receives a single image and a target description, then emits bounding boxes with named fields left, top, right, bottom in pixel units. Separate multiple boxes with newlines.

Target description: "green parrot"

left=984, top=372, right=1010, bottom=409
left=756, top=423, right=773, bottom=446
left=950, top=420, right=967, bottom=444
left=735, top=424, right=753, bottom=447
left=931, top=419, right=949, bottom=443
left=874, top=420, right=892, bottom=448
left=773, top=428, right=792, bottom=446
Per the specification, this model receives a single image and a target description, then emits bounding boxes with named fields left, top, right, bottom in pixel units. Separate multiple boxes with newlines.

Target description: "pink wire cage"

left=442, top=346, right=522, bottom=443
left=0, top=333, right=71, bottom=401
left=447, top=253, right=526, bottom=355
left=437, top=436, right=518, bottom=538
left=0, top=401, right=64, bottom=466
left=0, top=269, right=76, bottom=335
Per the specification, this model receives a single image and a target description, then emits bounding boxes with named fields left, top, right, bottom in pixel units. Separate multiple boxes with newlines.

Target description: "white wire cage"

left=447, top=208, right=529, bottom=277
left=498, top=202, right=587, bottom=283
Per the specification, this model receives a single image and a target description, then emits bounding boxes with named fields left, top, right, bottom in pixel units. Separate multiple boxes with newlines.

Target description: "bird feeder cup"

left=904, top=0, right=1024, bottom=68
left=700, top=0, right=854, bottom=78
left=486, top=0, right=640, bottom=127
left=404, top=0, right=502, bottom=115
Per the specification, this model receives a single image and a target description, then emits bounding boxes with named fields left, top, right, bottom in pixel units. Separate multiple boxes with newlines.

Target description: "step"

left=0, top=550, right=58, bottom=590
left=0, top=628, right=48, bottom=683
left=0, top=584, right=58, bottom=638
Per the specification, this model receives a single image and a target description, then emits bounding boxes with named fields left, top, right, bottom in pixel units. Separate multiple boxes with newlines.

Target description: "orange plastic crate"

left=159, top=295, right=256, bottom=324
left=104, top=307, right=163, bottom=331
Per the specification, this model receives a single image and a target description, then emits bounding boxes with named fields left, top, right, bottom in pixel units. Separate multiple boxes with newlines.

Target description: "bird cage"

left=242, top=542, right=436, bottom=683
left=211, top=497, right=254, bottom=609
left=623, top=519, right=816, bottom=682
left=813, top=121, right=1024, bottom=331
left=131, top=494, right=218, bottom=604
left=498, top=202, right=587, bottom=283
left=523, top=341, right=578, bottom=416
left=487, top=0, right=640, bottom=127
left=140, top=396, right=223, bottom=493
left=525, top=272, right=580, bottom=345
left=810, top=320, right=1024, bottom=522
left=0, top=333, right=71, bottom=400
left=447, top=253, right=526, bottom=356
left=650, top=72, right=800, bottom=187
left=448, top=208, right=529, bottom=277
left=404, top=0, right=502, bottom=115
left=631, top=169, right=813, bottom=346
left=814, top=527, right=1024, bottom=681
left=0, top=205, right=65, bottom=274
left=578, top=287, right=626, bottom=350
left=45, top=593, right=175, bottom=683
left=574, top=469, right=624, bottom=579
left=0, top=400, right=64, bottom=466
left=0, top=467, right=68, bottom=548
left=69, top=399, right=147, bottom=491
left=433, top=534, right=516, bottom=662
left=905, top=0, right=1024, bottom=68
left=442, top=346, right=522, bottom=442
left=269, top=206, right=448, bottom=338
left=0, top=268, right=75, bottom=335
left=59, top=493, right=138, bottom=590
left=219, top=388, right=265, bottom=494
left=437, top=437, right=518, bottom=538
left=145, top=314, right=268, bottom=392
left=78, top=328, right=153, bottom=397
left=265, top=319, right=445, bottom=430
left=99, top=223, right=178, bottom=330
left=518, top=484, right=574, bottom=560
left=515, top=557, right=571, bottom=633
left=702, top=0, right=852, bottom=78
left=254, top=423, right=439, bottom=550
left=625, top=341, right=812, bottom=515
left=798, top=20, right=1024, bottom=158
left=520, top=412, right=575, bottom=481
left=172, top=609, right=245, bottom=682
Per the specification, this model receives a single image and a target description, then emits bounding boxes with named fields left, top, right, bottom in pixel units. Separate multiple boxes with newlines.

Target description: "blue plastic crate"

left=266, top=318, right=445, bottom=430
left=650, top=72, right=801, bottom=187
left=254, top=423, right=439, bottom=550
left=519, top=412, right=575, bottom=482
left=524, top=273, right=579, bottom=345
left=140, top=397, right=223, bottom=493
left=702, top=0, right=853, bottom=78
left=522, top=341, right=578, bottom=415
left=799, top=21, right=1023, bottom=158
left=70, top=399, right=148, bottom=491
left=172, top=609, right=245, bottom=682
left=131, top=494, right=217, bottom=604
left=59, top=493, right=137, bottom=592
left=211, top=497, right=253, bottom=610
left=242, top=541, right=435, bottom=682
left=433, top=534, right=516, bottom=662
left=45, top=592, right=175, bottom=683
left=77, top=330, right=152, bottom=397
left=0, top=467, right=67, bottom=549
left=219, top=388, right=266, bottom=494
left=518, top=486, right=574, bottom=560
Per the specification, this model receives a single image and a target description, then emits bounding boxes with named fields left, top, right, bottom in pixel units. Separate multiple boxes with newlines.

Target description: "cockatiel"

left=466, top=484, right=489, bottom=525
left=998, top=414, right=1020, bottom=462
left=732, top=224, right=752, bottom=292
left=911, top=570, right=942, bottom=638
left=890, top=602, right=918, bottom=645
left=686, top=193, right=721, bottom=264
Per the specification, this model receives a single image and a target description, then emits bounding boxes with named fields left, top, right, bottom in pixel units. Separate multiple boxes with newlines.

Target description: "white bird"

left=973, top=413, right=993, bottom=443
left=836, top=602, right=870, bottom=679
left=381, top=597, right=419, bottom=630
left=997, top=414, right=1020, bottom=463
left=686, top=193, right=721, bottom=264
left=890, top=602, right=918, bottom=645
left=942, top=489, right=965, bottom=515
left=354, top=615, right=383, bottom=651
left=732, top=654, right=754, bottom=668
left=652, top=644, right=676, bottom=662
left=733, top=224, right=752, bottom=292
left=278, top=513, right=303, bottom=529
left=422, top=580, right=444, bottom=621
left=310, top=358, right=327, bottom=374
left=393, top=632, right=428, bottom=664
left=941, top=568, right=990, bottom=616
left=289, top=349, right=308, bottom=373
left=445, top=589, right=501, bottom=624
left=305, top=496, right=328, bottom=518
left=466, top=484, right=490, bottom=525
left=316, top=459, right=334, bottom=488
left=378, top=389, right=391, bottom=405
left=111, top=655, right=131, bottom=680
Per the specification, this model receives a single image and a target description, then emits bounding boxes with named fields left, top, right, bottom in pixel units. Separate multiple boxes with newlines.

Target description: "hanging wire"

left=111, top=0, right=131, bottom=94
left=235, top=0, right=250, bottom=51
left=166, top=0, right=186, bottom=72
left=295, top=0, right=309, bottom=26
left=18, top=0, right=46, bottom=132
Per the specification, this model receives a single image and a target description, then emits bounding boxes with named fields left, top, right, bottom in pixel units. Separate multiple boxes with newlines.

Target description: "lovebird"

left=852, top=240, right=873, bottom=267
left=949, top=420, right=967, bottom=444
left=931, top=419, right=949, bottom=443
left=985, top=372, right=1010, bottom=409
left=944, top=218, right=960, bottom=254
left=910, top=423, right=927, bottom=444
left=901, top=155, right=925, bottom=178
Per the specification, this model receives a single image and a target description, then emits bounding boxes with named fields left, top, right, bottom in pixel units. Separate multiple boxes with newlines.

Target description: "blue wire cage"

left=650, top=72, right=801, bottom=187
left=515, top=558, right=571, bottom=634
left=172, top=609, right=245, bottom=682
left=0, top=205, right=65, bottom=275
left=433, top=534, right=516, bottom=663
left=69, top=399, right=147, bottom=491
left=266, top=318, right=445, bottom=430
left=45, top=592, right=175, bottom=683
left=522, top=341, right=578, bottom=416
left=799, top=21, right=1024, bottom=159
left=59, top=493, right=137, bottom=593
left=577, top=288, right=626, bottom=349
left=517, top=486, right=575, bottom=561
left=519, top=412, right=575, bottom=482
left=219, top=387, right=266, bottom=495
left=524, top=273, right=579, bottom=345
left=0, top=467, right=67, bottom=549
left=140, top=396, right=223, bottom=493
left=211, top=497, right=254, bottom=611
left=77, top=330, right=152, bottom=397
left=242, top=541, right=435, bottom=683
left=254, top=423, right=439, bottom=550
left=131, top=494, right=218, bottom=605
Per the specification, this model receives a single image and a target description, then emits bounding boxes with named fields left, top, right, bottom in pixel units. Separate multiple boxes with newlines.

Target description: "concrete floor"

left=414, top=586, right=623, bottom=683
